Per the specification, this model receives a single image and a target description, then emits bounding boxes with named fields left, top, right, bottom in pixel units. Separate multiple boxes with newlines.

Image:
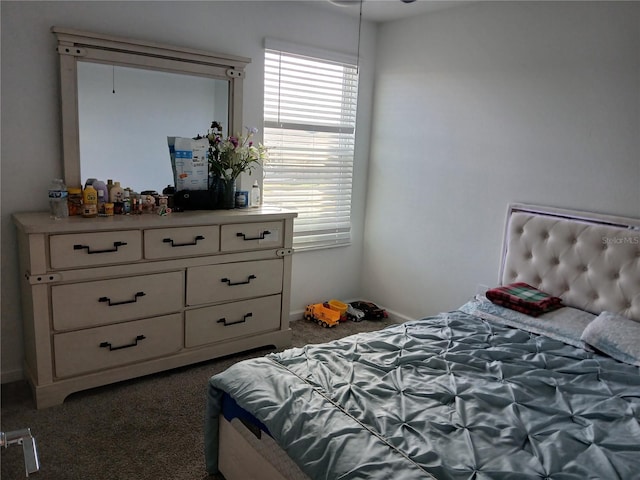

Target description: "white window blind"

left=263, top=41, right=358, bottom=250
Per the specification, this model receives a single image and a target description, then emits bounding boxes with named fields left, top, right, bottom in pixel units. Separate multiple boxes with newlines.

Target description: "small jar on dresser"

left=13, top=208, right=296, bottom=409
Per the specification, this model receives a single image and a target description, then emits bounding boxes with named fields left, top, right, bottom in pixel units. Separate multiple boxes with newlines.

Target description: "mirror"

left=77, top=62, right=228, bottom=192
left=53, top=27, right=250, bottom=191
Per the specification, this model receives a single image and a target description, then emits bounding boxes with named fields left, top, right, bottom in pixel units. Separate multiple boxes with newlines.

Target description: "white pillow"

left=460, top=295, right=594, bottom=348
left=580, top=311, right=640, bottom=367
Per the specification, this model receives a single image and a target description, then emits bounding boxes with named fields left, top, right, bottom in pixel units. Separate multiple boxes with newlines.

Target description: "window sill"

left=293, top=242, right=352, bottom=253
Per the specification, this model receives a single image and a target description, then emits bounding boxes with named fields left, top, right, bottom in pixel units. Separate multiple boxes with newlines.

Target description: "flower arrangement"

left=205, top=121, right=268, bottom=182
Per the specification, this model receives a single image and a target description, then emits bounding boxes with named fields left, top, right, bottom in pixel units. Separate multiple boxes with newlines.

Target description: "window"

left=263, top=39, right=359, bottom=250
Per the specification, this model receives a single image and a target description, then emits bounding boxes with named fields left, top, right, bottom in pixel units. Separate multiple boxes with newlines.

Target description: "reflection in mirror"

left=78, top=62, right=229, bottom=193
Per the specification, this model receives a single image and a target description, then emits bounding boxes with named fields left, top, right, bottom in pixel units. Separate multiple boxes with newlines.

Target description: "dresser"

left=13, top=208, right=296, bottom=409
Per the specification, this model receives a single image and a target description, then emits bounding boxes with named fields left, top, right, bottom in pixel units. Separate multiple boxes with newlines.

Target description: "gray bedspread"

left=205, top=311, right=640, bottom=479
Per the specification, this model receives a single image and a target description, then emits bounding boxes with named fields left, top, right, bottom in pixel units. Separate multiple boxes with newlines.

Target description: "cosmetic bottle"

left=48, top=178, right=69, bottom=219
left=251, top=180, right=261, bottom=208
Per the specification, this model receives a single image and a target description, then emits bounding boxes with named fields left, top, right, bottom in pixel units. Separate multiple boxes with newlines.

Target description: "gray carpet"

left=1, top=316, right=399, bottom=480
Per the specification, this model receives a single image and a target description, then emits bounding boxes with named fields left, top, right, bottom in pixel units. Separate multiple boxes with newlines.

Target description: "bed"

left=205, top=203, right=640, bottom=480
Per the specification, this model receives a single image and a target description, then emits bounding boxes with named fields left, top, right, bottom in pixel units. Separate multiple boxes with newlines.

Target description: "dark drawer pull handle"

left=236, top=230, right=271, bottom=241
left=162, top=235, right=205, bottom=247
left=74, top=241, right=127, bottom=254
left=100, top=335, right=146, bottom=351
left=221, top=275, right=256, bottom=286
left=99, top=291, right=145, bottom=306
left=217, top=313, right=252, bottom=327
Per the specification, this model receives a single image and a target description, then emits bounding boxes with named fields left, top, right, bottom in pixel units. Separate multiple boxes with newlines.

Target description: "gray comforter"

left=205, top=311, right=640, bottom=479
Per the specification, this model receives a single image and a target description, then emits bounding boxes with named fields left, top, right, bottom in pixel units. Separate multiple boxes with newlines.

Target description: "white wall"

left=363, top=1, right=640, bottom=320
left=0, top=1, right=376, bottom=382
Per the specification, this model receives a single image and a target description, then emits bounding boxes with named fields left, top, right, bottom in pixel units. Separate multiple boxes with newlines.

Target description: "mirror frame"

left=53, top=26, right=251, bottom=187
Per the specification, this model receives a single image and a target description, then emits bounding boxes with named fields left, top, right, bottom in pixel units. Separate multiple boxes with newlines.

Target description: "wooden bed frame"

left=216, top=203, right=640, bottom=480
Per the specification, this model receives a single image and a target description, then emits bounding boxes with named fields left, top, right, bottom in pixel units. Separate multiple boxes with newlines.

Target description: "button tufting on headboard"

left=499, top=204, right=640, bottom=321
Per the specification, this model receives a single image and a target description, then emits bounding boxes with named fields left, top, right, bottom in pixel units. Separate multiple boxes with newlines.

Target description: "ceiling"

left=319, top=0, right=471, bottom=23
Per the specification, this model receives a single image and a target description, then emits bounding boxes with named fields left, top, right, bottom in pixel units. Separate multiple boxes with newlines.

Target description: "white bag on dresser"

left=168, top=136, right=209, bottom=191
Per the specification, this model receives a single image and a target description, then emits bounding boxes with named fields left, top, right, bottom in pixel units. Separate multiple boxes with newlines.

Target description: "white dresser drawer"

left=186, top=259, right=283, bottom=306
left=50, top=230, right=142, bottom=269
left=144, top=225, right=220, bottom=259
left=185, top=295, right=281, bottom=347
left=51, top=271, right=184, bottom=331
left=220, top=221, right=284, bottom=252
left=53, top=313, right=183, bottom=378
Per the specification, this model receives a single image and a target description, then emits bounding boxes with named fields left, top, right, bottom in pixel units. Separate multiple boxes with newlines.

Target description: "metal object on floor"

left=1, top=428, right=40, bottom=477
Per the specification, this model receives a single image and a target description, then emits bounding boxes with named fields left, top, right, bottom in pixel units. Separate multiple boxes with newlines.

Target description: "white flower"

left=206, top=121, right=268, bottom=181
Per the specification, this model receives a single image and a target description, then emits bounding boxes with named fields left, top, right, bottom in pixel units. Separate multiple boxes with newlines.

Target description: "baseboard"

left=1, top=367, right=24, bottom=384
left=384, top=307, right=416, bottom=324
left=289, top=307, right=306, bottom=322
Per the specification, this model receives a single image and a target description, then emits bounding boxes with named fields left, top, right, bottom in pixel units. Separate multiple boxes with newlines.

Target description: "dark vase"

left=220, top=178, right=236, bottom=209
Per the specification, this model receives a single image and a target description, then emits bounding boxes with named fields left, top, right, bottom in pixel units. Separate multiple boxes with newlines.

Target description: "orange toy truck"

left=304, top=303, right=341, bottom=328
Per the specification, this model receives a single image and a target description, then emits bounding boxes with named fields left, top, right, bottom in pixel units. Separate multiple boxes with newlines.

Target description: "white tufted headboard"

left=499, top=204, right=640, bottom=321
